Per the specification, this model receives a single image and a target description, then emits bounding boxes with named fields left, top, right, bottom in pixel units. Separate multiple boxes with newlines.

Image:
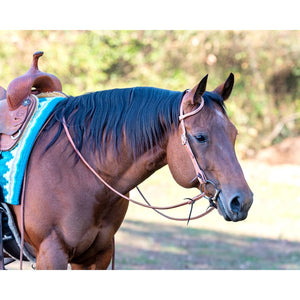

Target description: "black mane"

left=46, top=87, right=184, bottom=160
left=45, top=87, right=225, bottom=160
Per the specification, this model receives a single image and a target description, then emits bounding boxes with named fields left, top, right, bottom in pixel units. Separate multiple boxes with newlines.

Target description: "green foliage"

left=0, top=30, right=299, bottom=155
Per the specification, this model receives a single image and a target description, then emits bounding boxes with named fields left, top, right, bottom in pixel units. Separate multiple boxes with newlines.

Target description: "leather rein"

left=62, top=93, right=220, bottom=222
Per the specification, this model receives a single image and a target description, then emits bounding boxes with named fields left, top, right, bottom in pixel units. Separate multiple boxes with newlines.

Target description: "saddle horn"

left=6, top=51, right=62, bottom=110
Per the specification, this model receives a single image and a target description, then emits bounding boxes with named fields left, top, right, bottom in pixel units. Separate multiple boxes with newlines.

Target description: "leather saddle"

left=0, top=95, right=37, bottom=151
left=0, top=51, right=63, bottom=151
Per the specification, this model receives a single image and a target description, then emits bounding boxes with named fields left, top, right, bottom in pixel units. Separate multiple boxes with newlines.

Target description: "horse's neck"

left=135, top=145, right=167, bottom=177
left=98, top=145, right=167, bottom=194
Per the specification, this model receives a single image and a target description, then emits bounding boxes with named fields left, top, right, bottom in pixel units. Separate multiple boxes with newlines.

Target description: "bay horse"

left=9, top=73, right=253, bottom=269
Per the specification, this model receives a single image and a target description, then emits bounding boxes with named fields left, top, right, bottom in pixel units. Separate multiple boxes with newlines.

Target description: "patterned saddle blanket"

left=0, top=94, right=66, bottom=205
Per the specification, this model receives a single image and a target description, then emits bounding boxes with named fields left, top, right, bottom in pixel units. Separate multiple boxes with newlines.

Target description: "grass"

left=115, top=160, right=300, bottom=269
left=115, top=219, right=300, bottom=270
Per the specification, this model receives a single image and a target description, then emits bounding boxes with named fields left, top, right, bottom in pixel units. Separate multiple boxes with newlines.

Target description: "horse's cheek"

left=166, top=136, right=195, bottom=188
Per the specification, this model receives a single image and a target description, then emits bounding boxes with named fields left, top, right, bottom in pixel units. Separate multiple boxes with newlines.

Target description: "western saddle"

left=0, top=51, right=63, bottom=151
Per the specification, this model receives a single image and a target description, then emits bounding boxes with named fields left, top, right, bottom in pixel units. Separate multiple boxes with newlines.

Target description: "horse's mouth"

left=216, top=194, right=250, bottom=222
left=195, top=181, right=245, bottom=222
left=216, top=197, right=232, bottom=221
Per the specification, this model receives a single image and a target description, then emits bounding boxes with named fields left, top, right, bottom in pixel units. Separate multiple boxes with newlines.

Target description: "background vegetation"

left=3, top=31, right=300, bottom=271
left=0, top=30, right=299, bottom=156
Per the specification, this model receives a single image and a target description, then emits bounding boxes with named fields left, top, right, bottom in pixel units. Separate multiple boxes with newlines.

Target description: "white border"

left=0, top=0, right=299, bottom=29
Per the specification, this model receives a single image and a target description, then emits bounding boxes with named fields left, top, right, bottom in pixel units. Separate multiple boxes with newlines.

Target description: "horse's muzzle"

left=216, top=190, right=253, bottom=222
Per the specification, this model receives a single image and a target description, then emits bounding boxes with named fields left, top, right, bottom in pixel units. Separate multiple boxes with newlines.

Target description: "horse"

left=8, top=73, right=253, bottom=269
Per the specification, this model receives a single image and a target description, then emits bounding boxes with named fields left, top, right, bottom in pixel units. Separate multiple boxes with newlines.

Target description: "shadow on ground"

left=115, top=219, right=300, bottom=270
left=5, top=218, right=300, bottom=270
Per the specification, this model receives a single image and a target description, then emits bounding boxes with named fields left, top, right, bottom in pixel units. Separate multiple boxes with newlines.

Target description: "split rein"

left=62, top=94, right=219, bottom=223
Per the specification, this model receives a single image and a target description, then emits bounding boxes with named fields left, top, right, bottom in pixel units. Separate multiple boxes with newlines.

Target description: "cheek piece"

left=179, top=94, right=220, bottom=215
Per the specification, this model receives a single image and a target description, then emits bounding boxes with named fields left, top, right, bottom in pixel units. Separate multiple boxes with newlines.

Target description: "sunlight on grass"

left=125, top=161, right=300, bottom=242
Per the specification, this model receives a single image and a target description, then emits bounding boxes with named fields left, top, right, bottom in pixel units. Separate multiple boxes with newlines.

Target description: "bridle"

left=179, top=92, right=220, bottom=213
left=62, top=91, right=221, bottom=222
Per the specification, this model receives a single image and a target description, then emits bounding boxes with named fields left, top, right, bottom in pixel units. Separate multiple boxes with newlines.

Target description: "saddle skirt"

left=0, top=94, right=38, bottom=151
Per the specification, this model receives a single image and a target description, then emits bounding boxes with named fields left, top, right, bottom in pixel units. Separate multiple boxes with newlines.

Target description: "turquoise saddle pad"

left=0, top=96, right=65, bottom=205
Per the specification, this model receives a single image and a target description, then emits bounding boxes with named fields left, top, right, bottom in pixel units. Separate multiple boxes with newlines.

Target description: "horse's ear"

left=190, top=74, right=208, bottom=105
left=213, top=73, right=234, bottom=101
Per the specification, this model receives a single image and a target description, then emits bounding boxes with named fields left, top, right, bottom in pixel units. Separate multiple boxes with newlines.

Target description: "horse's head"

left=167, top=73, right=253, bottom=222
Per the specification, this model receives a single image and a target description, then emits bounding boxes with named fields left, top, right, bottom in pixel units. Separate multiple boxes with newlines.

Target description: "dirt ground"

left=255, top=136, right=300, bottom=165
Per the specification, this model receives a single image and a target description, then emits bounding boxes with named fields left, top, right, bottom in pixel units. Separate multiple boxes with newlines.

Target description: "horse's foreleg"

left=70, top=240, right=114, bottom=270
left=94, top=241, right=114, bottom=270
left=35, top=230, right=68, bottom=270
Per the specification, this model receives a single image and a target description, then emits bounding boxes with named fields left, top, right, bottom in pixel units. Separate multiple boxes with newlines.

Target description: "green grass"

left=115, top=219, right=300, bottom=270
left=115, top=161, right=300, bottom=269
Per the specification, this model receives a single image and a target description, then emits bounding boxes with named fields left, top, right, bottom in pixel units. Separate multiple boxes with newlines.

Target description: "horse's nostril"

left=230, top=196, right=241, bottom=214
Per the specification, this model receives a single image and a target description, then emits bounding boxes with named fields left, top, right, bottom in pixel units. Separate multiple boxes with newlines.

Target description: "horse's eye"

left=195, top=134, right=208, bottom=143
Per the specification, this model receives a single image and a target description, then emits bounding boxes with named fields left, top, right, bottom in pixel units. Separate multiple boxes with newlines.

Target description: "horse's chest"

left=69, top=225, right=113, bottom=259
left=66, top=197, right=128, bottom=261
